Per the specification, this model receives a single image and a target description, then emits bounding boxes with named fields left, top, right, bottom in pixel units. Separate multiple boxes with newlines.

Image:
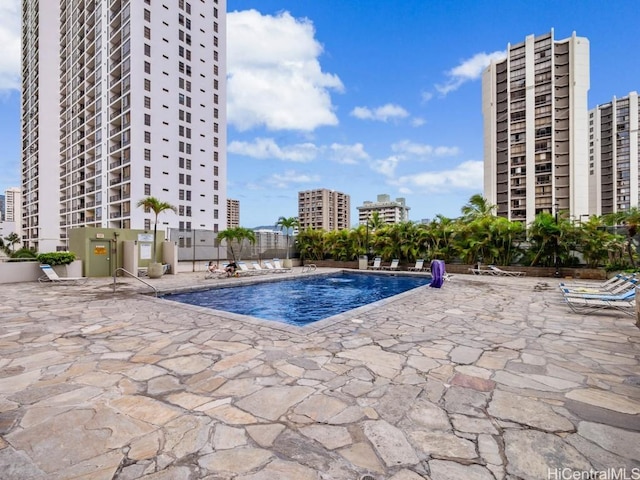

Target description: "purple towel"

left=430, top=260, right=445, bottom=288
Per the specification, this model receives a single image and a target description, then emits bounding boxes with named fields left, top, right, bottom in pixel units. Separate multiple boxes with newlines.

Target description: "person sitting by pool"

left=225, top=261, right=238, bottom=277
left=205, top=261, right=225, bottom=278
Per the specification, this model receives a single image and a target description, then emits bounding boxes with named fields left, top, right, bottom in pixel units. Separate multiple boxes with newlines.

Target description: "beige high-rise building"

left=227, top=198, right=239, bottom=228
left=357, top=194, right=410, bottom=225
left=298, top=189, right=350, bottom=231
left=588, top=92, right=640, bottom=216
left=4, top=187, right=22, bottom=223
left=482, top=30, right=590, bottom=223
left=21, top=0, right=227, bottom=252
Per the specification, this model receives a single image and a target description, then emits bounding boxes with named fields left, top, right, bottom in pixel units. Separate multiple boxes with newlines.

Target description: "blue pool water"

left=162, top=272, right=431, bottom=326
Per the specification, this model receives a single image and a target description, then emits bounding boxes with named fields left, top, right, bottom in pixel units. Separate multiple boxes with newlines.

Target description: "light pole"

left=554, top=203, right=560, bottom=277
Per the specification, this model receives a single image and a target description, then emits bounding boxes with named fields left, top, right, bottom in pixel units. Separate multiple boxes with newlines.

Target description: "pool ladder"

left=112, top=267, right=158, bottom=297
left=301, top=264, right=317, bottom=273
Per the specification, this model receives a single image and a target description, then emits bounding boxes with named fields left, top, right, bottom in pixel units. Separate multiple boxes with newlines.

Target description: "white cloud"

left=391, top=160, right=484, bottom=193
left=328, top=142, right=369, bottom=165
left=0, top=0, right=20, bottom=93
left=370, top=155, right=402, bottom=177
left=227, top=10, right=343, bottom=132
left=436, top=50, right=506, bottom=95
left=391, top=140, right=460, bottom=157
left=265, top=169, right=321, bottom=189
left=421, top=91, right=433, bottom=103
left=228, top=137, right=318, bottom=162
left=350, top=103, right=409, bottom=122
left=411, top=117, right=426, bottom=127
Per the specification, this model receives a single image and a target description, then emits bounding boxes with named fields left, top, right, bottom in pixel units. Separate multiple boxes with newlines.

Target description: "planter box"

left=52, top=260, right=83, bottom=278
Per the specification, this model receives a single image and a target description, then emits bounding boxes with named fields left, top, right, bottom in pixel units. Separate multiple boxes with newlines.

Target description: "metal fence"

left=167, top=228, right=295, bottom=263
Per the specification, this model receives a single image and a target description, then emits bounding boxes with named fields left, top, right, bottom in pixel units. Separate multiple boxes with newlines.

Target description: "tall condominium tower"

left=588, top=92, right=640, bottom=215
left=226, top=198, right=239, bottom=228
left=298, top=189, right=350, bottom=231
left=482, top=30, right=590, bottom=223
left=21, top=0, right=227, bottom=252
left=357, top=194, right=410, bottom=225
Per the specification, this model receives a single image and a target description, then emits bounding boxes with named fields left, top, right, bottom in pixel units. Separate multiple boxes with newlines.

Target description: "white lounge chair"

left=382, top=259, right=400, bottom=270
left=408, top=259, right=426, bottom=271
left=468, top=267, right=496, bottom=275
left=263, top=260, right=288, bottom=273
left=250, top=261, right=269, bottom=274
left=237, top=261, right=262, bottom=276
left=565, top=295, right=636, bottom=316
left=560, top=276, right=638, bottom=296
left=38, top=264, right=88, bottom=285
left=368, top=257, right=382, bottom=270
left=489, top=265, right=525, bottom=277
left=272, top=258, right=292, bottom=272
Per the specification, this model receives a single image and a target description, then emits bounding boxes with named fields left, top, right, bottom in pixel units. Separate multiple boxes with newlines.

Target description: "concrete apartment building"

left=298, top=189, right=350, bottom=231
left=588, top=92, right=640, bottom=216
left=482, top=29, right=590, bottom=224
left=357, top=194, right=410, bottom=225
left=226, top=198, right=239, bottom=228
left=21, top=0, right=227, bottom=252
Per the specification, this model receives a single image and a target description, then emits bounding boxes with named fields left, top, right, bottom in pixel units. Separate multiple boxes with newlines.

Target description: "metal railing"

left=112, top=267, right=157, bottom=297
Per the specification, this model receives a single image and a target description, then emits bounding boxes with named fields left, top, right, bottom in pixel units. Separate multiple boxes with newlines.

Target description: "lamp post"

left=554, top=203, right=560, bottom=278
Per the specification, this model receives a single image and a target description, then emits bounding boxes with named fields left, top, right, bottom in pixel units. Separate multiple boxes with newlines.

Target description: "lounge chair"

left=236, top=261, right=263, bottom=276
left=408, top=259, right=426, bottom=271
left=468, top=266, right=496, bottom=275
left=368, top=257, right=382, bottom=270
left=488, top=265, right=525, bottom=277
left=564, top=295, right=636, bottom=316
left=250, top=261, right=269, bottom=274
left=38, top=264, right=88, bottom=285
left=382, top=259, right=400, bottom=270
left=263, top=260, right=288, bottom=273
left=272, top=258, right=292, bottom=272
left=560, top=276, right=638, bottom=296
left=562, top=285, right=637, bottom=301
left=559, top=273, right=637, bottom=289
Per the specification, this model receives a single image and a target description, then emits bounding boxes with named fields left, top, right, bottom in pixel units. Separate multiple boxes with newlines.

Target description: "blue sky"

left=0, top=1, right=639, bottom=227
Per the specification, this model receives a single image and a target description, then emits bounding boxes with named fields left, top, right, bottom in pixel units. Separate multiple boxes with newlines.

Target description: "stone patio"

left=0, top=269, right=639, bottom=479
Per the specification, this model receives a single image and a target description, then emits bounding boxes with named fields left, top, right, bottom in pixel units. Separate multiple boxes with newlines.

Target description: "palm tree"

left=4, top=232, right=21, bottom=253
left=603, top=207, right=640, bottom=268
left=136, top=197, right=177, bottom=262
left=461, top=194, right=495, bottom=220
left=275, top=216, right=298, bottom=260
left=295, top=227, right=325, bottom=261
left=217, top=227, right=256, bottom=261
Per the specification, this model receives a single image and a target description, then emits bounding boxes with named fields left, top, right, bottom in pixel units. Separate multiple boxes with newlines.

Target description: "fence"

left=167, top=228, right=295, bottom=264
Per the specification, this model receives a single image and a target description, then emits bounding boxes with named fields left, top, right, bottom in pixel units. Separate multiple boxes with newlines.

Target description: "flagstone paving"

left=0, top=269, right=639, bottom=479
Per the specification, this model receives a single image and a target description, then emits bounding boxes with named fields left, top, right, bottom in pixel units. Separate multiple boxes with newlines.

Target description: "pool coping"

left=146, top=269, right=433, bottom=334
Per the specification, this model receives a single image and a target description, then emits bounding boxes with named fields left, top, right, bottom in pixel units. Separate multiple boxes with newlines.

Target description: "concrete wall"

left=0, top=262, right=42, bottom=284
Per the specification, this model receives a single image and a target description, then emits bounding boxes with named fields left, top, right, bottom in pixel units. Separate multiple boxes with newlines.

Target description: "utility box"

left=359, top=255, right=368, bottom=270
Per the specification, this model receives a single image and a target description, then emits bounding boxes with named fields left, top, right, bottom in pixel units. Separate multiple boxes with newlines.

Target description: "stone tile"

left=235, top=386, right=315, bottom=421
left=110, top=395, right=182, bottom=426
left=363, top=419, right=420, bottom=467
left=246, top=424, right=286, bottom=448
left=429, top=459, right=495, bottom=480
left=566, top=389, right=640, bottom=414
left=451, top=414, right=499, bottom=434
left=198, top=447, right=274, bottom=474
left=409, top=431, right=477, bottom=459
left=213, top=424, right=247, bottom=449
left=504, top=430, right=591, bottom=480
left=337, top=345, right=404, bottom=378
left=577, top=421, right=640, bottom=460
left=488, top=390, right=574, bottom=432
left=293, top=394, right=349, bottom=422
left=300, top=424, right=352, bottom=450
left=449, top=346, right=483, bottom=364
left=236, top=459, right=319, bottom=480
left=450, top=373, right=496, bottom=392
left=157, top=354, right=214, bottom=375
left=338, top=442, right=385, bottom=473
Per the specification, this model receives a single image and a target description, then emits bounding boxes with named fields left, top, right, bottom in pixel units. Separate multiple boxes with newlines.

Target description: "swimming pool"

left=162, top=271, right=432, bottom=326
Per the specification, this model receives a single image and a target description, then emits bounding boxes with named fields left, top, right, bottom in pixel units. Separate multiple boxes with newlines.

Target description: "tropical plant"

left=603, top=207, right=640, bottom=268
left=275, top=216, right=298, bottom=260
left=36, top=251, right=76, bottom=266
left=136, top=196, right=177, bottom=262
left=217, top=227, right=256, bottom=261
left=295, top=227, right=325, bottom=261
left=461, top=194, right=495, bottom=220
left=4, top=232, right=21, bottom=253
left=10, top=248, right=38, bottom=260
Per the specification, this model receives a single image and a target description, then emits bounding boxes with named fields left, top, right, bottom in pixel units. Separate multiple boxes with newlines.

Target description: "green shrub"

left=10, top=248, right=38, bottom=259
left=36, top=252, right=77, bottom=266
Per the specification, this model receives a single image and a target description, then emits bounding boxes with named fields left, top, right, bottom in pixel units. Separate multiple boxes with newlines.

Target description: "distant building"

left=298, top=189, right=350, bottom=231
left=5, top=188, right=21, bottom=224
left=357, top=194, right=410, bottom=225
left=0, top=195, right=4, bottom=222
left=227, top=199, right=240, bottom=228
left=588, top=91, right=640, bottom=215
left=482, top=29, right=590, bottom=223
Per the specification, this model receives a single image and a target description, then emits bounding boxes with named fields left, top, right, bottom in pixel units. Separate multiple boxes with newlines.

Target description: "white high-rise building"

left=4, top=187, right=21, bottom=223
left=588, top=92, right=640, bottom=216
left=21, top=0, right=227, bottom=252
left=482, top=30, right=590, bottom=223
left=357, top=194, right=410, bottom=225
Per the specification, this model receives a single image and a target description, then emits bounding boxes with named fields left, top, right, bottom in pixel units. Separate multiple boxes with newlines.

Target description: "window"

left=214, top=209, right=218, bottom=220
left=144, top=26, right=151, bottom=39
left=144, top=166, right=151, bottom=178
left=144, top=9, right=151, bottom=21
left=144, top=114, right=151, bottom=126
left=214, top=180, right=218, bottom=190
left=179, top=141, right=185, bottom=152
left=144, top=96, right=151, bottom=108
left=144, top=131, right=151, bottom=143
left=186, top=143, right=191, bottom=154
left=186, top=190, right=191, bottom=201
left=179, top=157, right=184, bottom=168
left=179, top=46, right=185, bottom=57
left=179, top=173, right=184, bottom=184
left=179, top=205, right=185, bottom=216
left=186, top=206, right=192, bottom=217
left=186, top=158, right=191, bottom=169
left=144, top=78, right=151, bottom=91
left=145, top=219, right=151, bottom=230
left=186, top=175, right=191, bottom=185
left=144, top=184, right=151, bottom=195
left=179, top=189, right=184, bottom=200
left=144, top=44, right=151, bottom=57
left=214, top=194, right=218, bottom=205
left=144, top=149, right=151, bottom=161
left=144, top=61, right=151, bottom=74
left=214, top=166, right=218, bottom=175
